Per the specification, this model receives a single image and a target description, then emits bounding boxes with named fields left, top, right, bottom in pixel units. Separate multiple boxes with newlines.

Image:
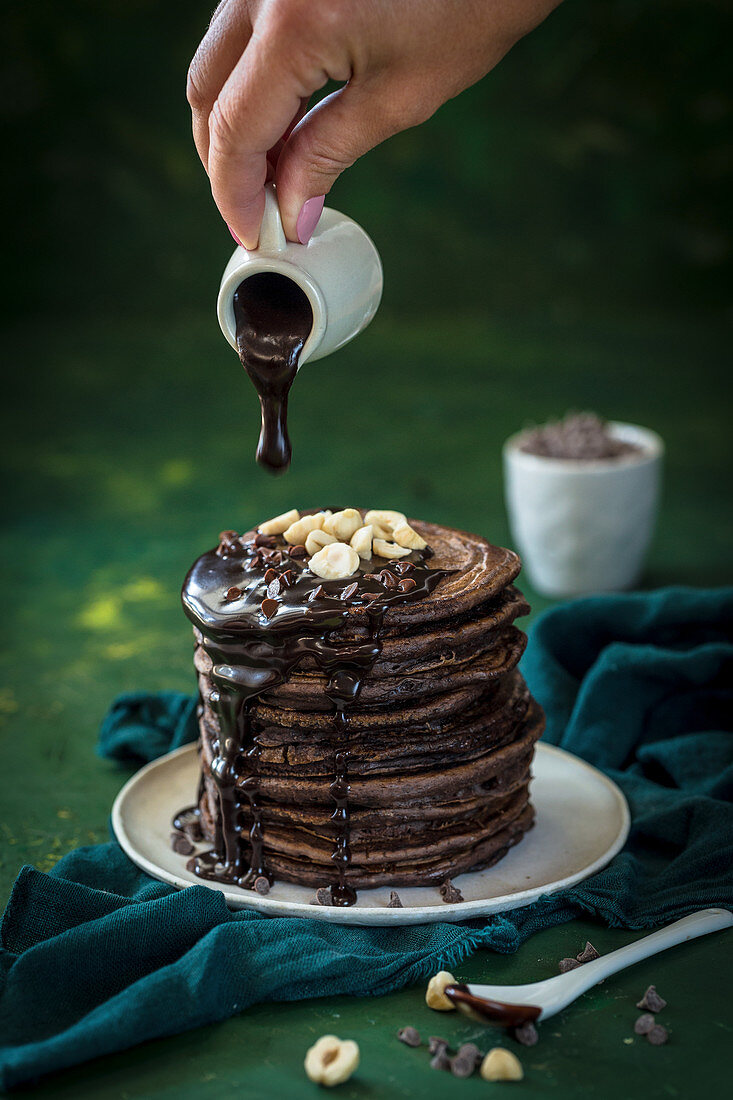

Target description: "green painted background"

left=0, top=1, right=731, bottom=1096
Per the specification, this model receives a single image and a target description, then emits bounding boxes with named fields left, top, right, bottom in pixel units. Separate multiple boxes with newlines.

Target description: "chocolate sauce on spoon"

left=445, top=984, right=541, bottom=1027
left=233, top=273, right=313, bottom=473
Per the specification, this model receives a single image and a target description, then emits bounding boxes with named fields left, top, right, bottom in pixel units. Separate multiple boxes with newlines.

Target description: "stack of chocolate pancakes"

left=179, top=509, right=544, bottom=906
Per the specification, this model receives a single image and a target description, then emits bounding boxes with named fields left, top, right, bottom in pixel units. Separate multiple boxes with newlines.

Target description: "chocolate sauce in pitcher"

left=233, top=273, right=313, bottom=473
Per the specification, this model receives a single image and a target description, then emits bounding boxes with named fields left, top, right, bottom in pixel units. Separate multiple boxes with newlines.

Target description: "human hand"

left=187, top=0, right=560, bottom=248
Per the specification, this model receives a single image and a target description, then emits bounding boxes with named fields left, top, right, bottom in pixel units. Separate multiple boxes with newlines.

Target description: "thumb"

left=275, top=80, right=411, bottom=242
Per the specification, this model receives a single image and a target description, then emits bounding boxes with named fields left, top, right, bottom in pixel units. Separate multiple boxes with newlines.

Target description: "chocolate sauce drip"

left=178, top=518, right=449, bottom=904
left=233, top=273, right=313, bottom=474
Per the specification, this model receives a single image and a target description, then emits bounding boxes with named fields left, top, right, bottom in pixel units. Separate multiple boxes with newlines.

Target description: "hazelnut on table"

left=304, top=1035, right=360, bottom=1087
left=425, top=971, right=457, bottom=1011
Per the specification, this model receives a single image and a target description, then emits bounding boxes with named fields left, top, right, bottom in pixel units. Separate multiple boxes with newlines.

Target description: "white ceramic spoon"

left=444, top=908, right=733, bottom=1025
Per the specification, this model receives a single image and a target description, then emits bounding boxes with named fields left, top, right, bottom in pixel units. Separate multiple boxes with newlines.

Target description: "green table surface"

left=1, top=303, right=730, bottom=1097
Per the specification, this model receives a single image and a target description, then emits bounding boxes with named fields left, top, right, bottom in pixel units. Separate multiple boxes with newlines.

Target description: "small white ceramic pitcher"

left=217, top=184, right=383, bottom=365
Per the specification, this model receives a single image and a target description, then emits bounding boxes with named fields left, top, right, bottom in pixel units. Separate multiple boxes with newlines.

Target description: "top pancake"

left=232, top=514, right=523, bottom=634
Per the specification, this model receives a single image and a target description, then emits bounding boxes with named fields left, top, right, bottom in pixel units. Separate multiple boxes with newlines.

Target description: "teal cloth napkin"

left=1, top=586, right=731, bottom=1089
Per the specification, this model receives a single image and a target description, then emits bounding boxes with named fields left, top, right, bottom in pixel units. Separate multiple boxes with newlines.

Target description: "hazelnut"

left=304, top=1035, right=360, bottom=1087
left=480, top=1048, right=523, bottom=1082
left=309, top=542, right=360, bottom=581
left=258, top=508, right=299, bottom=535
left=323, top=508, right=362, bottom=541
left=364, top=509, right=406, bottom=540
left=392, top=522, right=427, bottom=551
left=425, top=971, right=457, bottom=1011
left=373, top=538, right=411, bottom=560
left=305, top=529, right=337, bottom=556
left=350, top=524, right=373, bottom=559
left=284, top=514, right=325, bottom=544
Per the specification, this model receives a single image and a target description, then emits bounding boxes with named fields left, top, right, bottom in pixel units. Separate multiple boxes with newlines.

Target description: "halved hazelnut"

left=350, top=524, right=373, bottom=559
left=284, top=515, right=324, bottom=544
left=392, top=522, right=427, bottom=551
left=480, top=1048, right=523, bottom=1082
left=304, top=1035, right=360, bottom=1087
left=425, top=971, right=457, bottom=1011
left=323, top=508, right=362, bottom=541
left=258, top=508, right=299, bottom=535
left=364, top=509, right=406, bottom=540
left=373, top=538, right=411, bottom=560
left=305, top=529, right=337, bottom=556
left=309, top=542, right=360, bottom=581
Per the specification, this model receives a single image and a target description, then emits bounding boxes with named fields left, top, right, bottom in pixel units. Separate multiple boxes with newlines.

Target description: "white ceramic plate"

left=111, top=743, right=629, bottom=926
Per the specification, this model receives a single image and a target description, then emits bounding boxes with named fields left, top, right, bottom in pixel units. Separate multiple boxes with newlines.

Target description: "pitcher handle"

left=257, top=183, right=288, bottom=254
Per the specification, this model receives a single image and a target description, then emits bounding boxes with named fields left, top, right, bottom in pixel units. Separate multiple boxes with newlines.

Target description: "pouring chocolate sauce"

left=233, top=272, right=313, bottom=473
left=217, top=186, right=382, bottom=471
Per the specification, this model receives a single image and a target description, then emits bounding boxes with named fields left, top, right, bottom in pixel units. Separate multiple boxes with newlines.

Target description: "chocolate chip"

left=393, top=561, right=414, bottom=575
left=646, top=1024, right=668, bottom=1046
left=387, top=890, right=403, bottom=908
left=397, top=577, right=417, bottom=593
left=362, top=591, right=380, bottom=603
left=363, top=573, right=381, bottom=582
left=309, top=584, right=326, bottom=602
left=280, top=569, right=294, bottom=588
left=576, top=941, right=600, bottom=963
left=430, top=1049, right=452, bottom=1072
left=558, top=957, right=582, bottom=973
left=397, top=1026, right=421, bottom=1048
left=315, top=886, right=333, bottom=906
left=380, top=569, right=398, bottom=589
left=267, top=578, right=281, bottom=599
left=254, top=533, right=276, bottom=547
left=170, top=832, right=194, bottom=856
left=224, top=586, right=242, bottom=601
left=459, top=1043, right=481, bottom=1062
left=264, top=568, right=278, bottom=585
left=636, top=985, right=667, bottom=1013
left=341, top=581, right=359, bottom=601
left=634, top=1013, right=655, bottom=1036
left=261, top=597, right=279, bottom=619
left=253, top=876, right=270, bottom=895
left=514, top=1021, right=539, bottom=1047
left=453, top=1044, right=481, bottom=1075
left=428, top=1037, right=450, bottom=1056
left=182, top=819, right=203, bottom=842
left=289, top=544, right=307, bottom=559
left=216, top=530, right=240, bottom=556
left=439, top=879, right=464, bottom=903
left=450, top=1053, right=476, bottom=1078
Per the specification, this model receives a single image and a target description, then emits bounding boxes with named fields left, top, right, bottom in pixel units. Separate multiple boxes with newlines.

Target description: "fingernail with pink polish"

left=228, top=224, right=244, bottom=247
left=296, top=195, right=325, bottom=244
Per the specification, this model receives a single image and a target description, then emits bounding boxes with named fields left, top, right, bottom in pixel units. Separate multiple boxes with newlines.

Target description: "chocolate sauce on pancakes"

left=179, top=522, right=448, bottom=904
left=233, top=273, right=313, bottom=473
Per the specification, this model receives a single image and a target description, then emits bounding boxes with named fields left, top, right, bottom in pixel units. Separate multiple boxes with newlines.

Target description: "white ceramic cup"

left=217, top=184, right=383, bottom=365
left=503, top=422, right=664, bottom=597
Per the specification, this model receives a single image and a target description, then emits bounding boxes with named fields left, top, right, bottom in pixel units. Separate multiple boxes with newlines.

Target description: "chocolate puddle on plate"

left=233, top=272, right=313, bottom=474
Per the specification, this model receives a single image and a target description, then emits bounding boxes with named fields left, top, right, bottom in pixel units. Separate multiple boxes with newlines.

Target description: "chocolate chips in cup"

left=519, top=412, right=644, bottom=461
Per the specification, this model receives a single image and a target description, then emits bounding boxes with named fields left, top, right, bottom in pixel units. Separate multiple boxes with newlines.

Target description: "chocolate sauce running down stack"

left=179, top=512, right=543, bottom=905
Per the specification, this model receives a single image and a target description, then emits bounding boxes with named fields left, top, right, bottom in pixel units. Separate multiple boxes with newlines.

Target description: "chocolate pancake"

left=175, top=510, right=544, bottom=904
